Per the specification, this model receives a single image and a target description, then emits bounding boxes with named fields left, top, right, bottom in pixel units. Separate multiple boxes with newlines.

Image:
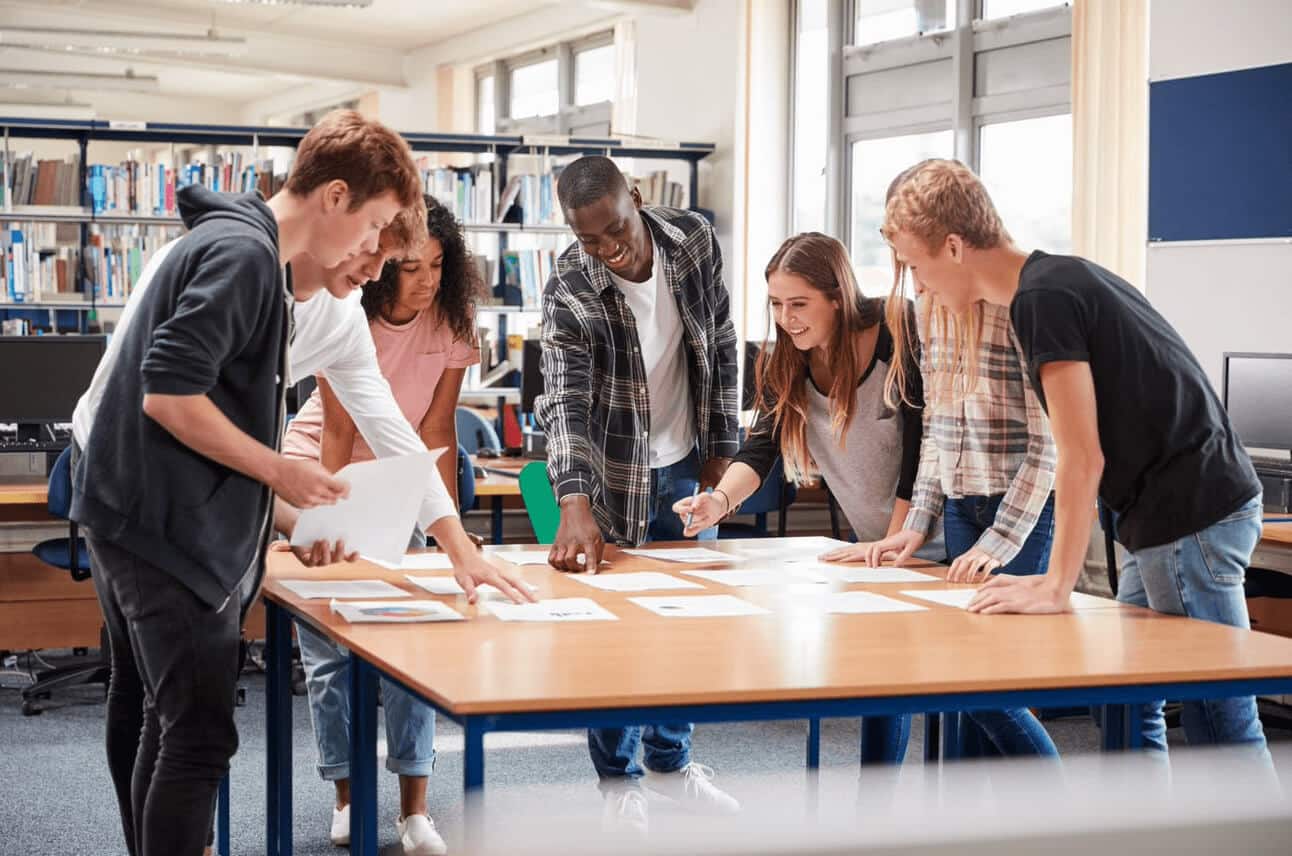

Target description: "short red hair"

left=286, top=109, right=421, bottom=210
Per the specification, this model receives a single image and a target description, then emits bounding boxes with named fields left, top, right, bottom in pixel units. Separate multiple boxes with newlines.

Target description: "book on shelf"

left=87, top=153, right=288, bottom=217
left=418, top=160, right=494, bottom=224
left=2, top=153, right=83, bottom=207
left=500, top=248, right=555, bottom=310
left=2, top=225, right=80, bottom=305
left=631, top=170, right=686, bottom=209
left=495, top=167, right=568, bottom=226
left=83, top=224, right=181, bottom=302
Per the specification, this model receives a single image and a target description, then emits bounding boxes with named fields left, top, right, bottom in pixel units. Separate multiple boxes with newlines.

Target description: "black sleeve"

left=1010, top=281, right=1092, bottom=388
left=141, top=239, right=278, bottom=396
left=895, top=308, right=924, bottom=502
left=731, top=404, right=780, bottom=484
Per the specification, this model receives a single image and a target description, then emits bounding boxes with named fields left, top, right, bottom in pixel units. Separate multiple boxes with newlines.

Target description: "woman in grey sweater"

left=674, top=231, right=942, bottom=765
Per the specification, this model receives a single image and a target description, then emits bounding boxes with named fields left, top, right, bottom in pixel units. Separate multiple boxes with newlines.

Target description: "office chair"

left=517, top=461, right=561, bottom=544
left=719, top=456, right=797, bottom=538
left=22, top=445, right=110, bottom=716
left=456, top=444, right=477, bottom=514
left=455, top=406, right=502, bottom=454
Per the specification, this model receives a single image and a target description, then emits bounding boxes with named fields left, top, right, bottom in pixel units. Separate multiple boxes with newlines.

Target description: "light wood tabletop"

left=263, top=537, right=1292, bottom=717
left=470, top=456, right=524, bottom=497
left=0, top=482, right=48, bottom=506
left=1261, top=521, right=1292, bottom=547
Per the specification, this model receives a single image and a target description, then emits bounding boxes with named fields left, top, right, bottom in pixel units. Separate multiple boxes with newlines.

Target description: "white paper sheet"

left=329, top=599, right=463, bottom=623
left=628, top=595, right=770, bottom=618
left=621, top=547, right=732, bottom=564
left=735, top=537, right=851, bottom=560
left=567, top=572, right=705, bottom=592
left=405, top=575, right=539, bottom=598
left=833, top=567, right=941, bottom=584
left=279, top=579, right=410, bottom=600
left=681, top=568, right=829, bottom=586
left=483, top=598, right=618, bottom=622
left=785, top=590, right=928, bottom=614
left=365, top=552, right=455, bottom=571
left=899, top=588, right=1116, bottom=610
left=290, top=449, right=443, bottom=566
left=488, top=550, right=607, bottom=567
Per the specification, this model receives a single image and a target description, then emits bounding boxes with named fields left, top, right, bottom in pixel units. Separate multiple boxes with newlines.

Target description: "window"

left=509, top=59, right=559, bottom=120
left=477, top=74, right=495, bottom=136
left=978, top=113, right=1072, bottom=253
left=854, top=0, right=954, bottom=46
left=792, top=0, right=830, bottom=233
left=575, top=43, right=615, bottom=107
left=849, top=130, right=953, bottom=295
left=980, top=0, right=1065, bottom=20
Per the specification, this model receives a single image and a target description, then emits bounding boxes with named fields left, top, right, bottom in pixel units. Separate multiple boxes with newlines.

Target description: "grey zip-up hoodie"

left=71, top=185, right=291, bottom=611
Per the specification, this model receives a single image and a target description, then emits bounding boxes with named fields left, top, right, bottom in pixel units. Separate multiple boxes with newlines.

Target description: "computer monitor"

left=521, top=338, right=543, bottom=414
left=0, top=335, right=107, bottom=428
left=1222, top=352, right=1292, bottom=452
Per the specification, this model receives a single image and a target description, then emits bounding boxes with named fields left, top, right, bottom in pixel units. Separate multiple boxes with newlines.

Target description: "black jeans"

left=86, top=533, right=242, bottom=856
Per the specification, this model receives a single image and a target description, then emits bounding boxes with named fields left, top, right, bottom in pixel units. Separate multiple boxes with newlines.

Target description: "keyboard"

left=0, top=438, right=69, bottom=454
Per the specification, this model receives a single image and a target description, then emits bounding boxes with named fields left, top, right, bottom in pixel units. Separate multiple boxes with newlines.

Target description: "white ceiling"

left=0, top=0, right=560, bottom=112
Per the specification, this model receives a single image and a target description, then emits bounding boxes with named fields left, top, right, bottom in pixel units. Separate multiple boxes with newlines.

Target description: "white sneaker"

left=600, top=787, right=649, bottom=837
left=643, top=763, right=741, bottom=814
left=330, top=804, right=350, bottom=846
left=397, top=813, right=448, bottom=856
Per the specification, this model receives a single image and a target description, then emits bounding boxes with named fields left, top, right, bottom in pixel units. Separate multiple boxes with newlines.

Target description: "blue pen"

left=684, top=484, right=700, bottom=531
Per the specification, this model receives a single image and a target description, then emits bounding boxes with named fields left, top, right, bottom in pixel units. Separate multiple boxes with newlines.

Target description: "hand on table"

left=967, top=574, right=1070, bottom=614
left=549, top=496, right=605, bottom=574
left=820, top=530, right=924, bottom=567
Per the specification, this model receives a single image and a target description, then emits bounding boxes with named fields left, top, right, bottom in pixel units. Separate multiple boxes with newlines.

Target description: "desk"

left=471, top=456, right=523, bottom=544
left=260, top=537, right=1292, bottom=855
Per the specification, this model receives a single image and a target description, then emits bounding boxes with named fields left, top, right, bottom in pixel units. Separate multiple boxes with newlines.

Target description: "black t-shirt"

left=1010, top=251, right=1260, bottom=552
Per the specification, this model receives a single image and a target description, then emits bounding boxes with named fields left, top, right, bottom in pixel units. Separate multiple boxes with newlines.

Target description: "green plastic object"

left=518, top=461, right=561, bottom=544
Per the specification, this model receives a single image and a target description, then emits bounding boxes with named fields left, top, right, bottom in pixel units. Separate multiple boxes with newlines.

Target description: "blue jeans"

left=588, top=448, right=712, bottom=787
left=297, top=529, right=436, bottom=781
left=1115, top=496, right=1269, bottom=756
left=942, top=493, right=1060, bottom=758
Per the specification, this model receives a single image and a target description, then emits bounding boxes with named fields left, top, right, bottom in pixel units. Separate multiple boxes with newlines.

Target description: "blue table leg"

left=806, top=718, right=821, bottom=769
left=217, top=773, right=231, bottom=856
left=1125, top=703, right=1145, bottom=750
left=349, top=655, right=379, bottom=856
left=923, top=713, right=940, bottom=764
left=1100, top=704, right=1127, bottom=751
left=265, top=601, right=293, bottom=856
left=463, top=717, right=487, bottom=849
left=939, top=712, right=962, bottom=761
left=491, top=496, right=504, bottom=544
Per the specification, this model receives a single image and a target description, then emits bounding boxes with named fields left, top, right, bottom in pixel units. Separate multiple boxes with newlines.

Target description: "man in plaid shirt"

left=535, top=156, right=740, bottom=831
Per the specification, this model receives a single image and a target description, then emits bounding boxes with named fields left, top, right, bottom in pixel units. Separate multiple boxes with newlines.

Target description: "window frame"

left=475, top=29, right=615, bottom=138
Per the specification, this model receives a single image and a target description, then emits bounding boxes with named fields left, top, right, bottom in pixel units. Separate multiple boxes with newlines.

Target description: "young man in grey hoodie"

left=69, top=111, right=417, bottom=856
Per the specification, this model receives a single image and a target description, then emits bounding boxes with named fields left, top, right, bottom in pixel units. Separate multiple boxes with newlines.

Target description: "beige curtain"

left=1071, top=0, right=1149, bottom=288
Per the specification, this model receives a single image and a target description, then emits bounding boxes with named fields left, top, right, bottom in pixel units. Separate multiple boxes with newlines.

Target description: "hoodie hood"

left=178, top=185, right=278, bottom=246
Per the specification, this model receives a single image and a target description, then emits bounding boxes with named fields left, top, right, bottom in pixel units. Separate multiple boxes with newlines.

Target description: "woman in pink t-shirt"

left=282, top=196, right=482, bottom=853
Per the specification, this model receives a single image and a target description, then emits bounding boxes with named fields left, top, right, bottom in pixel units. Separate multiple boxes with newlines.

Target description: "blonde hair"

left=755, top=233, right=884, bottom=484
left=880, top=159, right=1007, bottom=411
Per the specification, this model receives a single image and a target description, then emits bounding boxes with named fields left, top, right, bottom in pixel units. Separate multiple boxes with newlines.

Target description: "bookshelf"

left=1, top=116, right=714, bottom=392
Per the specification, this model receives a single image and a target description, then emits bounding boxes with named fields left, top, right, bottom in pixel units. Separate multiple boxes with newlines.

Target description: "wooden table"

left=470, top=456, right=524, bottom=543
left=260, top=537, right=1292, bottom=856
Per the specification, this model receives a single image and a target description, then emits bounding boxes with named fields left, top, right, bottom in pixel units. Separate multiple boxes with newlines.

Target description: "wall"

left=1146, top=0, right=1292, bottom=389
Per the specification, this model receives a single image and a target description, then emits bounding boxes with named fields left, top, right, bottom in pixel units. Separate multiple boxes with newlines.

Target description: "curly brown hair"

left=361, top=194, right=484, bottom=344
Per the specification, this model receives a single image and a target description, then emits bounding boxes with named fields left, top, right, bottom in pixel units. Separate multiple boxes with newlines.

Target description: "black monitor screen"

left=0, top=335, right=107, bottom=423
left=1223, top=353, right=1292, bottom=451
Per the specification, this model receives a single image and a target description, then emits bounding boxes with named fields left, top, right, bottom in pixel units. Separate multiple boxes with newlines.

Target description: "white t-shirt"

left=611, top=239, right=695, bottom=469
left=288, top=288, right=458, bottom=528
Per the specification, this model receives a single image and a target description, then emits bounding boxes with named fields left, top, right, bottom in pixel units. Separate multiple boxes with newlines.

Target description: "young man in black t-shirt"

left=880, top=158, right=1267, bottom=756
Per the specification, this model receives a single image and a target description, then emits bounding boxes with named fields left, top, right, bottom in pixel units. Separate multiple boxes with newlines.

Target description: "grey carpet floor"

left=2, top=651, right=1289, bottom=856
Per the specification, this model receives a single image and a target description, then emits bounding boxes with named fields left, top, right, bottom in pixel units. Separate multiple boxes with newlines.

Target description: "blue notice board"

left=1148, top=62, right=1292, bottom=242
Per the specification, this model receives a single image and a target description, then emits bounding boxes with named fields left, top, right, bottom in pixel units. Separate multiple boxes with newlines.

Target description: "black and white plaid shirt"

left=535, top=206, right=739, bottom=546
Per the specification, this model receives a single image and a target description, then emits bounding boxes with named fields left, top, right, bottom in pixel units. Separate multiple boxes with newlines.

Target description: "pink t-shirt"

left=282, top=309, right=479, bottom=462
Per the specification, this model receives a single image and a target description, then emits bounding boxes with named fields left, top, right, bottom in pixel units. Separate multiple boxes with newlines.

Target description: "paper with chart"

left=483, top=597, right=618, bottom=622
left=279, top=579, right=411, bottom=600
left=682, top=568, right=829, bottom=587
left=290, top=449, right=443, bottom=566
left=405, top=575, right=539, bottom=598
left=628, top=594, right=771, bottom=618
left=330, top=599, right=464, bottom=623
left=621, top=547, right=732, bottom=564
left=900, top=588, right=1115, bottom=610
left=365, top=552, right=455, bottom=571
left=567, top=572, right=705, bottom=592
left=832, top=566, right=941, bottom=584
left=784, top=590, right=928, bottom=614
left=489, top=550, right=607, bottom=567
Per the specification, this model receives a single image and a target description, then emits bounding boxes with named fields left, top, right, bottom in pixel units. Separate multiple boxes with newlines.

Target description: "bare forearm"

left=887, top=498, right=911, bottom=538
left=273, top=496, right=300, bottom=538
left=143, top=393, right=280, bottom=486
left=714, top=461, right=763, bottom=510
left=1045, top=452, right=1103, bottom=594
left=427, top=515, right=477, bottom=562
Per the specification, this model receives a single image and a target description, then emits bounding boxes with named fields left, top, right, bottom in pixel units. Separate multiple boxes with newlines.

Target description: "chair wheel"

left=235, top=687, right=247, bottom=708
left=21, top=700, right=42, bottom=717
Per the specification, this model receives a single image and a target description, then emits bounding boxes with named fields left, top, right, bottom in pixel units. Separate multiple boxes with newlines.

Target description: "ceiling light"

left=0, top=69, right=161, bottom=93
left=0, top=27, right=247, bottom=57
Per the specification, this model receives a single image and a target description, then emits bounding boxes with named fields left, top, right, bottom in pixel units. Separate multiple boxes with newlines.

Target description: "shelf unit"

left=1, top=116, right=714, bottom=398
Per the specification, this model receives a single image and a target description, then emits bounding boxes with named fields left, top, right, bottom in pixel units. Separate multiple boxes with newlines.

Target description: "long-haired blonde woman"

left=675, top=231, right=941, bottom=764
